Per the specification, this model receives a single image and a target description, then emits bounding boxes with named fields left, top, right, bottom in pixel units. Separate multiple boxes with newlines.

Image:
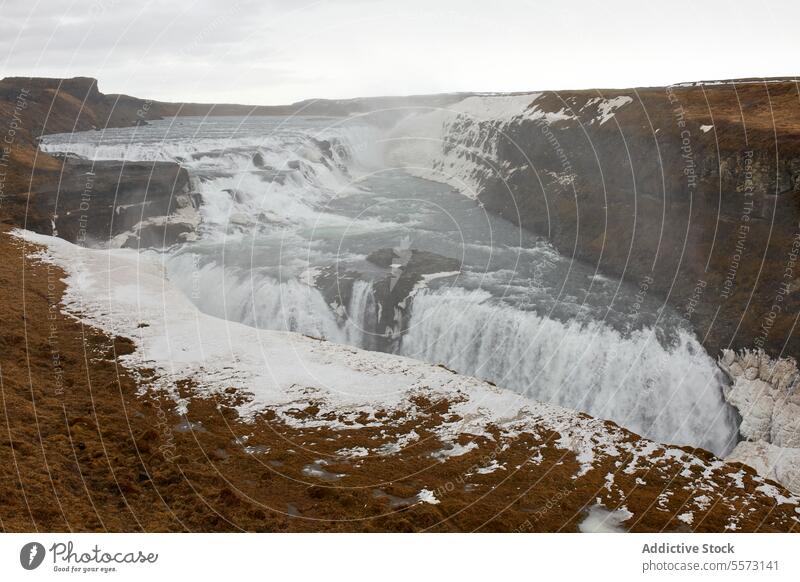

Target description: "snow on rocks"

left=727, top=441, right=800, bottom=495
left=445, top=93, right=542, bottom=122
left=582, top=96, right=634, bottom=125
left=387, top=91, right=632, bottom=201
left=385, top=95, right=541, bottom=199
left=719, top=349, right=800, bottom=493
left=416, top=489, right=441, bottom=505
left=677, top=512, right=694, bottom=525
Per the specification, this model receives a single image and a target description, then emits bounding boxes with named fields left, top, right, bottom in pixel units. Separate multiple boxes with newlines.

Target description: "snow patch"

left=474, top=460, right=505, bottom=475
left=592, top=96, right=634, bottom=125
left=432, top=441, right=478, bottom=460
left=417, top=489, right=441, bottom=505
left=677, top=512, right=694, bottom=525
left=579, top=504, right=632, bottom=533
left=336, top=446, right=370, bottom=459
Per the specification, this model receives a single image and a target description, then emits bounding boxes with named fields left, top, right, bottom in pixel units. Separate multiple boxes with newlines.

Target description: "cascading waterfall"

left=40, top=118, right=386, bottom=235
left=41, top=110, right=740, bottom=456
left=164, top=253, right=379, bottom=348
left=345, top=280, right=378, bottom=348
left=165, top=253, right=347, bottom=341
left=400, top=288, right=737, bottom=456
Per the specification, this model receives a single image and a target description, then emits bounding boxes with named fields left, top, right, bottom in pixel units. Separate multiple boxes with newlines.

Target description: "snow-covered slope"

left=15, top=229, right=800, bottom=530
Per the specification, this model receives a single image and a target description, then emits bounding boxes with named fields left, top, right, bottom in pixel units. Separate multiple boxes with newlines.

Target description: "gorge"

left=2, top=76, right=800, bottom=518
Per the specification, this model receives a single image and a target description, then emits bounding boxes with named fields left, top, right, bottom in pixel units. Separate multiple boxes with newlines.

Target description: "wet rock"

left=367, top=248, right=460, bottom=348
left=313, top=248, right=460, bottom=350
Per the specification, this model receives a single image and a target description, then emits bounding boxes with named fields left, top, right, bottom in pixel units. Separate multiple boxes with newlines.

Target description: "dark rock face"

left=314, top=248, right=461, bottom=350
left=367, top=248, right=461, bottom=345
left=431, top=82, right=800, bottom=357
left=20, top=158, right=196, bottom=248
left=0, top=76, right=164, bottom=138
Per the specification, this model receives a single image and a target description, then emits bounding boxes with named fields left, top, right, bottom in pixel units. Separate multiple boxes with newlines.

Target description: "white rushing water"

left=40, top=106, right=739, bottom=456
left=400, top=288, right=734, bottom=453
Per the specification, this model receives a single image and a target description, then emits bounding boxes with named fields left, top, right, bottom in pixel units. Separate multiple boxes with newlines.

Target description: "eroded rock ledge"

left=29, top=157, right=199, bottom=248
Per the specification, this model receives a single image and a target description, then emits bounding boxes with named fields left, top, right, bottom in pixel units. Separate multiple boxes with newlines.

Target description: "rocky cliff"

left=720, top=349, right=800, bottom=493
left=391, top=81, right=800, bottom=358
left=0, top=76, right=200, bottom=245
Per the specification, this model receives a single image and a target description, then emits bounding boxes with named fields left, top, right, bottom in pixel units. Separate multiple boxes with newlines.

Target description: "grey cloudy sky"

left=1, top=0, right=797, bottom=104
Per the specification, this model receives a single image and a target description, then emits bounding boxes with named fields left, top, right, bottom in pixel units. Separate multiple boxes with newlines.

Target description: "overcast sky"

left=1, top=0, right=797, bottom=105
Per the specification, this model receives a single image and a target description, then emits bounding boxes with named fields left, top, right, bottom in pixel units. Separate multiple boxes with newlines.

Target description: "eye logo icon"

left=20, top=542, right=46, bottom=570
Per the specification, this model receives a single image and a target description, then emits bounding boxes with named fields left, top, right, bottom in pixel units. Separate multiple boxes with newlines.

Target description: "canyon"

left=2, top=75, right=800, bottom=530
left=5, top=77, right=800, bottom=356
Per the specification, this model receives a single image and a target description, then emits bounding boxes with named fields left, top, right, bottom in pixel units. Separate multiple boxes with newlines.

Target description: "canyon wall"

left=401, top=82, right=800, bottom=357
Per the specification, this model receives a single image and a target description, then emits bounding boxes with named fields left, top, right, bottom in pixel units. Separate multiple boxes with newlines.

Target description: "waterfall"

left=164, top=253, right=347, bottom=342
left=345, top=280, right=377, bottom=348
left=42, top=113, right=740, bottom=457
left=400, top=287, right=738, bottom=456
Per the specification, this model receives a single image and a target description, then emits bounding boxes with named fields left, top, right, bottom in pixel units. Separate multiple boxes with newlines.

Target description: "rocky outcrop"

left=314, top=248, right=461, bottom=351
left=719, top=349, right=800, bottom=493
left=27, top=157, right=198, bottom=248
left=366, top=248, right=461, bottom=344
